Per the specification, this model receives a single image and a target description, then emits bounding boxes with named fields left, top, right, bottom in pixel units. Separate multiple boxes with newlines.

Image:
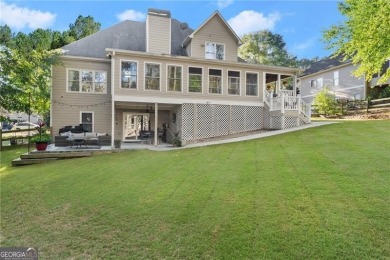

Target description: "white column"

left=281, top=93, right=285, bottom=113
left=110, top=51, right=115, bottom=148
left=154, top=102, right=158, bottom=146
left=270, top=91, right=274, bottom=111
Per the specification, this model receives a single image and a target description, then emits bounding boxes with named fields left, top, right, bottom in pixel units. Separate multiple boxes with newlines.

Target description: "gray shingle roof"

left=62, top=19, right=193, bottom=59
left=300, top=54, right=351, bottom=77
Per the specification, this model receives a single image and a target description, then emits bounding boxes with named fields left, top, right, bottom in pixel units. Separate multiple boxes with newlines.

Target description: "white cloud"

left=0, top=1, right=56, bottom=30
left=293, top=37, right=316, bottom=51
left=117, top=9, right=146, bottom=22
left=228, top=10, right=281, bottom=36
left=217, top=0, right=234, bottom=9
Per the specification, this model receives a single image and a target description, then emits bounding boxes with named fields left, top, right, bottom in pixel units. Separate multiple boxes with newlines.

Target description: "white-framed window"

left=310, top=79, right=317, bottom=88
left=209, top=69, right=222, bottom=94
left=333, top=71, right=339, bottom=87
left=145, top=63, right=160, bottom=90
left=67, top=69, right=107, bottom=94
left=188, top=67, right=202, bottom=93
left=317, top=78, right=323, bottom=88
left=80, top=111, right=93, bottom=132
left=228, top=70, right=240, bottom=95
left=167, top=65, right=182, bottom=92
left=121, top=61, right=137, bottom=89
left=246, top=72, right=258, bottom=96
left=205, top=42, right=224, bottom=60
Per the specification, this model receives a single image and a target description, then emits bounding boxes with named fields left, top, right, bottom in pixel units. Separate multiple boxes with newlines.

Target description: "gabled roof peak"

left=182, top=10, right=242, bottom=47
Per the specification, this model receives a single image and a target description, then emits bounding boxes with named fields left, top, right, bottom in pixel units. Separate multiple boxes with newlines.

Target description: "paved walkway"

left=49, top=121, right=336, bottom=152
left=145, top=121, right=336, bottom=151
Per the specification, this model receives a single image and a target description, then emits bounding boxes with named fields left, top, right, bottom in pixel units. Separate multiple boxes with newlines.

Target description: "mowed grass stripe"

left=1, top=120, right=389, bottom=259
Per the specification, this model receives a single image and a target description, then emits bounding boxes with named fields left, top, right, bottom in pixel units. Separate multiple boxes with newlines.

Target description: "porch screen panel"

left=189, top=67, right=202, bottom=93
left=246, top=73, right=258, bottom=96
left=168, top=65, right=182, bottom=92
left=209, top=69, right=222, bottom=94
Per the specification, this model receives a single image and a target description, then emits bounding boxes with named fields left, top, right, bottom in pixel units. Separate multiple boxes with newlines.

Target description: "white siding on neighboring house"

left=300, top=63, right=366, bottom=103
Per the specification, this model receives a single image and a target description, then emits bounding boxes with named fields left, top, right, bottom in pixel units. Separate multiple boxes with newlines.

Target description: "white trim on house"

left=66, top=68, right=108, bottom=94
left=61, top=55, right=110, bottom=63
left=105, top=48, right=299, bottom=74
left=205, top=41, right=225, bottom=61
left=113, top=94, right=263, bottom=107
left=207, top=67, right=223, bottom=95
left=80, top=111, right=94, bottom=132
left=120, top=59, right=139, bottom=90
left=245, top=71, right=260, bottom=97
left=227, top=69, right=241, bottom=96
left=166, top=64, right=184, bottom=93
left=187, top=66, right=204, bottom=94
left=144, top=62, right=162, bottom=92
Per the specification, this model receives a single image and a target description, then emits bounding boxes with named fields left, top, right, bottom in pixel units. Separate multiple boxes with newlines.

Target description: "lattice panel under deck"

left=284, top=116, right=298, bottom=129
left=196, top=104, right=214, bottom=139
left=299, top=118, right=306, bottom=126
left=213, top=105, right=230, bottom=137
left=182, top=103, right=194, bottom=141
left=245, top=106, right=262, bottom=131
left=270, top=116, right=282, bottom=130
left=231, top=106, right=246, bottom=134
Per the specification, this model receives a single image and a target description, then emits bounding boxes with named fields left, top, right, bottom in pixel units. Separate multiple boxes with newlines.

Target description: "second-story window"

left=67, top=69, right=107, bottom=94
left=167, top=65, right=182, bottom=92
left=205, top=42, right=224, bottom=60
left=333, top=71, right=339, bottom=86
left=145, top=63, right=160, bottom=90
left=188, top=67, right=202, bottom=93
left=228, top=71, right=240, bottom=95
left=209, top=69, right=222, bottom=94
left=121, top=61, right=137, bottom=89
left=246, top=73, right=258, bottom=96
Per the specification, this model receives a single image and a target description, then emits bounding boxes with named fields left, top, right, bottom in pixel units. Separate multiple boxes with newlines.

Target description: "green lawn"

left=1, top=120, right=389, bottom=259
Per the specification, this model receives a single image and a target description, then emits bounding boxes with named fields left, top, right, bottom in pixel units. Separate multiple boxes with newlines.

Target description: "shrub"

left=313, top=87, right=339, bottom=116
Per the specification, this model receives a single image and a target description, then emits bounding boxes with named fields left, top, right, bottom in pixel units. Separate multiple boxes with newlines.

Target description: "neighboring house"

left=51, top=8, right=311, bottom=147
left=299, top=55, right=390, bottom=104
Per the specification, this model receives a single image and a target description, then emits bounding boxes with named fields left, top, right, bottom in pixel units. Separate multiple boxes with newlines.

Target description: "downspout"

left=110, top=51, right=116, bottom=148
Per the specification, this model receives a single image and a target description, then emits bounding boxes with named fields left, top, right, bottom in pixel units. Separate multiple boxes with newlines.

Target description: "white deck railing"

left=264, top=89, right=311, bottom=122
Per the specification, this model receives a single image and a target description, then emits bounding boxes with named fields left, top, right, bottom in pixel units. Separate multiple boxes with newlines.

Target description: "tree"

left=313, top=87, right=339, bottom=116
left=0, top=25, right=12, bottom=46
left=297, top=57, right=320, bottom=70
left=29, top=29, right=53, bottom=51
left=239, top=30, right=298, bottom=67
left=68, top=15, right=101, bottom=40
left=0, top=47, right=62, bottom=116
left=323, top=0, right=390, bottom=83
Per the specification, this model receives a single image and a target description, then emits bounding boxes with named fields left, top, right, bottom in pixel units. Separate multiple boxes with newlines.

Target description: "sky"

left=0, top=0, right=345, bottom=59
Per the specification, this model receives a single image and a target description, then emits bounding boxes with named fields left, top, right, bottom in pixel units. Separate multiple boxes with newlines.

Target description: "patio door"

left=123, top=113, right=150, bottom=140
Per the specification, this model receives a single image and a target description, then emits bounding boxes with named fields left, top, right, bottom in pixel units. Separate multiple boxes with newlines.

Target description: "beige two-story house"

left=51, top=8, right=311, bottom=147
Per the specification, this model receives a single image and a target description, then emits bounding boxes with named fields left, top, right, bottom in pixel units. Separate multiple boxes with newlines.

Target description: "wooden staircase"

left=12, top=151, right=92, bottom=166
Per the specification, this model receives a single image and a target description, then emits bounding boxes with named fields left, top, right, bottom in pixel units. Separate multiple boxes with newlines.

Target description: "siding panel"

left=51, top=59, right=112, bottom=136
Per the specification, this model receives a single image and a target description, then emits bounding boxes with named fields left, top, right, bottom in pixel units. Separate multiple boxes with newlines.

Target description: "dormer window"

left=205, top=42, right=224, bottom=60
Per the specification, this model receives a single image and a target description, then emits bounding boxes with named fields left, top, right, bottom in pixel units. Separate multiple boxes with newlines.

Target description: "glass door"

left=123, top=113, right=150, bottom=141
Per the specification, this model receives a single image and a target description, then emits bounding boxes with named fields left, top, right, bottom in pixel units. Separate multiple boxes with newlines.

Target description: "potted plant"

left=171, top=131, right=182, bottom=147
left=30, top=121, right=51, bottom=151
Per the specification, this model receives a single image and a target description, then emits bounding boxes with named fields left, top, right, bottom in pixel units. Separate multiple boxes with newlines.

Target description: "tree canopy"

left=238, top=30, right=298, bottom=67
left=0, top=15, right=101, bottom=119
left=323, top=0, right=390, bottom=83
